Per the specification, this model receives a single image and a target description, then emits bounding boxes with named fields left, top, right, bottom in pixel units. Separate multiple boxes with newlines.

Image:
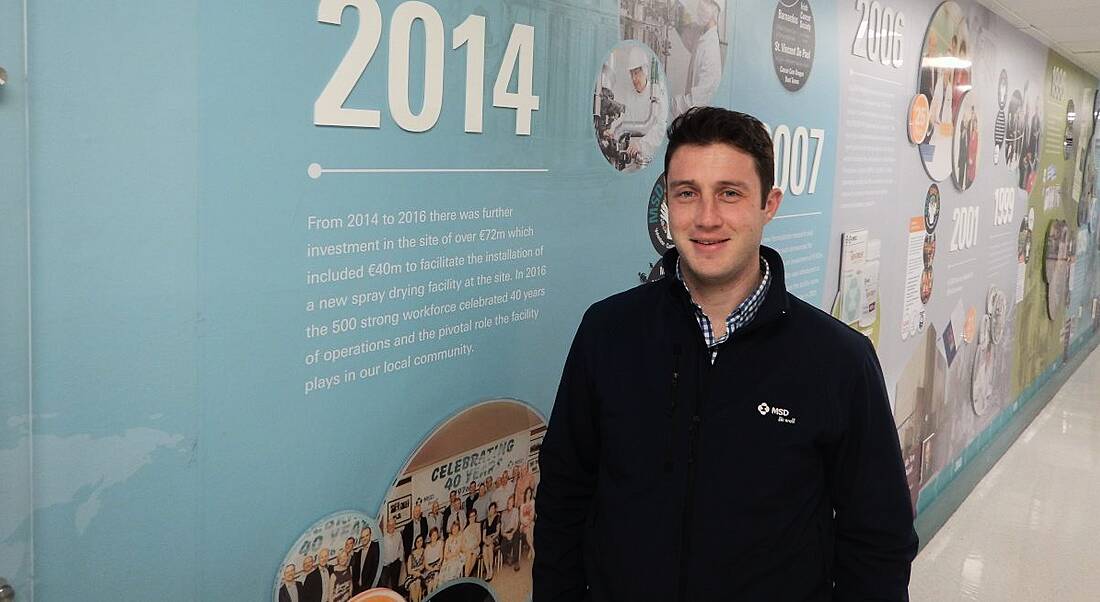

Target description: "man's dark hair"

left=664, top=106, right=775, bottom=208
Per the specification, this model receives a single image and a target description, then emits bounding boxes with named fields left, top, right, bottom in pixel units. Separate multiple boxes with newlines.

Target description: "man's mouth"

left=692, top=239, right=729, bottom=247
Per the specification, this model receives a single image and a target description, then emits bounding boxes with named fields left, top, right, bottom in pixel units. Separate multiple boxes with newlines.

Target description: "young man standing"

left=533, top=107, right=917, bottom=601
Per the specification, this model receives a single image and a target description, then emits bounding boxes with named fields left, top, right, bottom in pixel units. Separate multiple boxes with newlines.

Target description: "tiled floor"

left=910, top=346, right=1100, bottom=600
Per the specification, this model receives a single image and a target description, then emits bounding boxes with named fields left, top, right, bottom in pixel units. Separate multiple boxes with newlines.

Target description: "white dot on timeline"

left=307, top=163, right=323, bottom=179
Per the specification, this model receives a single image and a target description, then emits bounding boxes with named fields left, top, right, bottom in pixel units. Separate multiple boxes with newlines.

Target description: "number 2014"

left=315, top=0, right=540, bottom=135
left=852, top=0, right=904, bottom=69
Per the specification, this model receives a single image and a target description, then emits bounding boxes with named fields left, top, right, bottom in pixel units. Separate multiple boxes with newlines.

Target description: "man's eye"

left=676, top=190, right=695, bottom=199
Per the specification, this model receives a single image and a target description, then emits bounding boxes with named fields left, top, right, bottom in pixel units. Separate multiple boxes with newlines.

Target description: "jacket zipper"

left=677, top=349, right=705, bottom=602
left=664, top=347, right=680, bottom=473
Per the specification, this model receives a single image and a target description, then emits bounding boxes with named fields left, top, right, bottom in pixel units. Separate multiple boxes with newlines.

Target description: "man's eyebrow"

left=667, top=179, right=751, bottom=188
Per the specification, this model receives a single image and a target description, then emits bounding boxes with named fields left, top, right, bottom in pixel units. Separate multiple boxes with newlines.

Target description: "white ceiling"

left=978, top=0, right=1100, bottom=77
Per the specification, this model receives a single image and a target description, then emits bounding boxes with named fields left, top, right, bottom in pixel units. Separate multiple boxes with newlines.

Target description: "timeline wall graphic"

left=4, top=1, right=1099, bottom=600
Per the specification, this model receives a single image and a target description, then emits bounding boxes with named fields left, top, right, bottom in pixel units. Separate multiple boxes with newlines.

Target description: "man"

left=379, top=519, right=404, bottom=591
left=500, top=494, right=521, bottom=569
left=673, top=0, right=722, bottom=116
left=618, top=46, right=668, bottom=167
left=534, top=107, right=917, bottom=601
left=401, top=503, right=430, bottom=559
left=491, top=472, right=513, bottom=511
left=443, top=496, right=468, bottom=537
left=426, top=500, right=445, bottom=538
left=350, top=526, right=380, bottom=594
left=299, top=554, right=325, bottom=602
left=472, top=483, right=491, bottom=523
left=464, top=481, right=479, bottom=516
left=278, top=563, right=303, bottom=602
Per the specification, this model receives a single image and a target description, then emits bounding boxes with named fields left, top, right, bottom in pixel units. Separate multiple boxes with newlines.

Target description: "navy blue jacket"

left=533, top=246, right=917, bottom=601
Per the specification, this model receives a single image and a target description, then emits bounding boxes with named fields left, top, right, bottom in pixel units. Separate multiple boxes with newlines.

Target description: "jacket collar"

left=660, top=244, right=791, bottom=327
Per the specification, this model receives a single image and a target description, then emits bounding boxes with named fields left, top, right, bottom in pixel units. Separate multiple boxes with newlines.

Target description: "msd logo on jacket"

left=758, top=402, right=795, bottom=424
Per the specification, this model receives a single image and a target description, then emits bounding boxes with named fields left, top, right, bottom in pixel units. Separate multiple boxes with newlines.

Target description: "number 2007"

left=315, top=0, right=540, bottom=135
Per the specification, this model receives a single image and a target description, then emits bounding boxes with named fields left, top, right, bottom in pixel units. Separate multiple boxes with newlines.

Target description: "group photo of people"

left=378, top=465, right=540, bottom=602
left=380, top=400, right=546, bottom=602
left=276, top=512, right=381, bottom=602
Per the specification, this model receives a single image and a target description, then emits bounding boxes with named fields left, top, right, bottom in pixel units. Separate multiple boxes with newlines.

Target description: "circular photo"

left=648, top=173, right=674, bottom=253
left=925, top=184, right=941, bottom=233
left=952, top=91, right=980, bottom=191
left=379, top=399, right=545, bottom=602
left=593, top=42, right=669, bottom=173
left=274, top=510, right=380, bottom=602
left=989, top=287, right=1008, bottom=345
left=920, top=265, right=934, bottom=305
left=771, top=0, right=816, bottom=92
left=1044, top=219, right=1071, bottom=320
left=916, top=1, right=971, bottom=182
left=620, top=0, right=728, bottom=118
left=909, top=94, right=932, bottom=144
left=923, top=232, right=936, bottom=267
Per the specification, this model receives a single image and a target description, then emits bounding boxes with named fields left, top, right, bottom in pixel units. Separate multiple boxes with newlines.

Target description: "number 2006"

left=851, top=0, right=904, bottom=69
left=315, top=0, right=539, bottom=135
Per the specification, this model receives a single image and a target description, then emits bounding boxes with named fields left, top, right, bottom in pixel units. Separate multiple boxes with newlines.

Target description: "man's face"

left=630, top=66, right=647, bottom=93
left=284, top=564, right=297, bottom=582
left=361, top=528, right=372, bottom=544
left=412, top=504, right=422, bottom=518
left=666, top=143, right=781, bottom=292
left=318, top=548, right=330, bottom=564
left=344, top=537, right=355, bottom=553
left=304, top=555, right=316, bottom=571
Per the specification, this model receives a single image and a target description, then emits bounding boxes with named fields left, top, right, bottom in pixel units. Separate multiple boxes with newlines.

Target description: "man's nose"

left=696, top=197, right=722, bottom=228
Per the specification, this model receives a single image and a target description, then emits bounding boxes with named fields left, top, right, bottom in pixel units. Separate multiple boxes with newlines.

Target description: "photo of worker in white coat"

left=620, top=0, right=728, bottom=119
left=592, top=43, right=669, bottom=172
left=672, top=0, right=722, bottom=116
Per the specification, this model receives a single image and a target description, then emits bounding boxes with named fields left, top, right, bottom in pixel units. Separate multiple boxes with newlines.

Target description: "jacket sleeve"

left=826, top=338, right=919, bottom=601
left=533, top=309, right=601, bottom=602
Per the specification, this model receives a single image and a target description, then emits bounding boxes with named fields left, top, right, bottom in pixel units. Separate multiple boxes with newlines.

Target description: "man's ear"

left=762, top=187, right=783, bottom=222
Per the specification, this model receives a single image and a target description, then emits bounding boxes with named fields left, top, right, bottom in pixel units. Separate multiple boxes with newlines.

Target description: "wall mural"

left=7, top=0, right=1100, bottom=599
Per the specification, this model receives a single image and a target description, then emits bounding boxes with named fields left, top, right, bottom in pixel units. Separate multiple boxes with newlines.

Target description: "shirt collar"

left=675, top=255, right=771, bottom=346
